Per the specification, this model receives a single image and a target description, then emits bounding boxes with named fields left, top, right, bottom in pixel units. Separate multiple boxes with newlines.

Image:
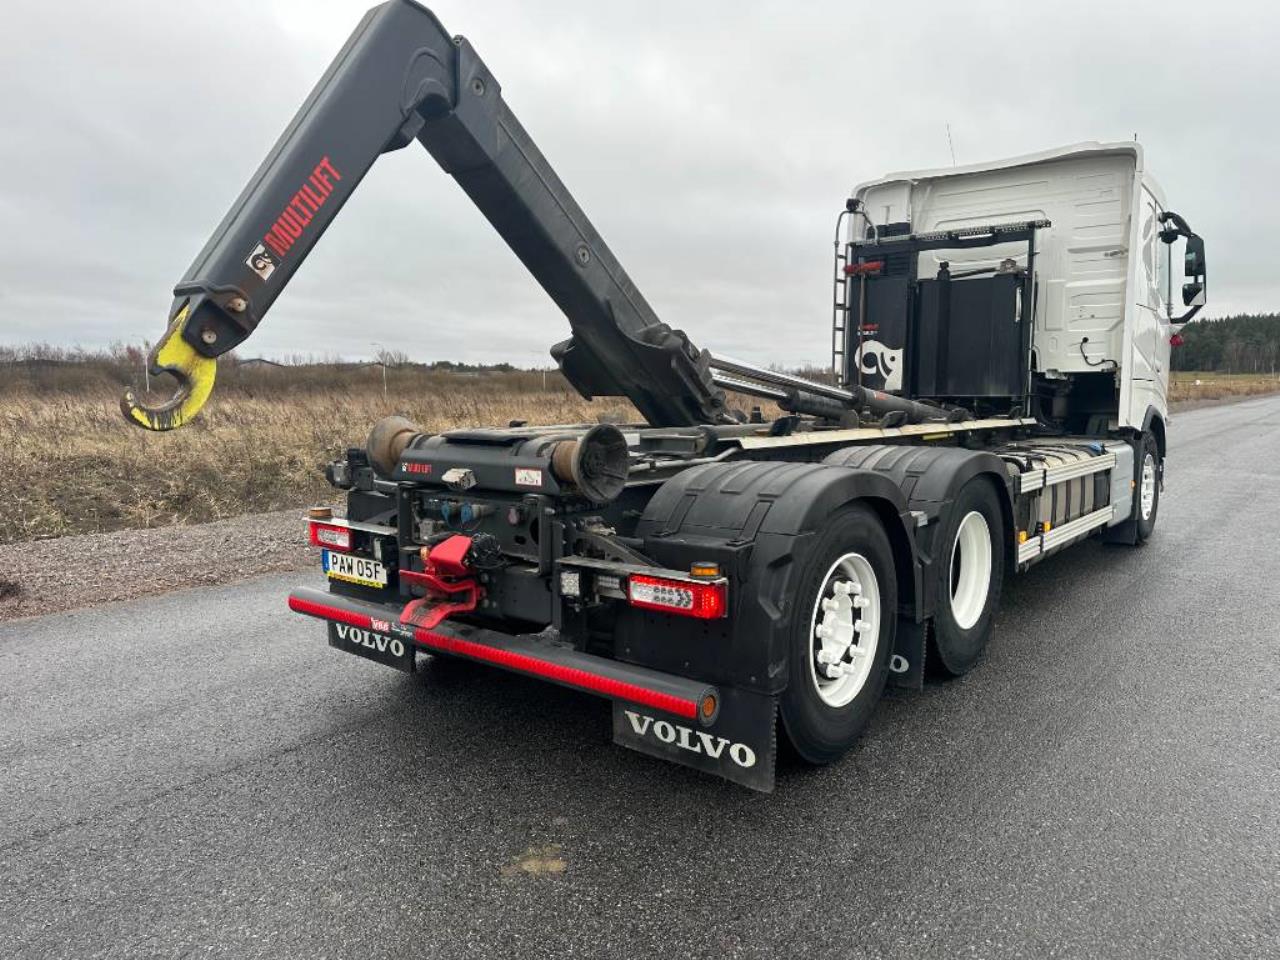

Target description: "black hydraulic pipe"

left=708, top=352, right=966, bottom=425
left=852, top=386, right=955, bottom=424
left=778, top=391, right=855, bottom=421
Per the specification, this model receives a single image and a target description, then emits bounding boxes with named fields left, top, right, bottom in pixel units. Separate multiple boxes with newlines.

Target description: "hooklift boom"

left=124, top=0, right=1207, bottom=792
left=120, top=0, right=725, bottom=431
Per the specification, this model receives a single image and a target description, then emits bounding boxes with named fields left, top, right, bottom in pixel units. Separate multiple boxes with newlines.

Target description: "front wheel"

left=1135, top=432, right=1161, bottom=542
left=780, top=504, right=897, bottom=765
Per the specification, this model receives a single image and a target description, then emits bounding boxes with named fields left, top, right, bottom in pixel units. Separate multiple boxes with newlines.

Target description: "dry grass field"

left=0, top=362, right=628, bottom=544
left=1168, top=372, right=1280, bottom=403
left=2, top=354, right=1276, bottom=545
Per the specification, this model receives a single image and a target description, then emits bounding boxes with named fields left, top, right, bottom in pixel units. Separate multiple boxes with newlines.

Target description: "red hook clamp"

left=399, top=535, right=482, bottom=630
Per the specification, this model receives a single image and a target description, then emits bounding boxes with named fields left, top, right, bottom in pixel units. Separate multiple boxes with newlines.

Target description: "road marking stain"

left=500, top=844, right=567, bottom=877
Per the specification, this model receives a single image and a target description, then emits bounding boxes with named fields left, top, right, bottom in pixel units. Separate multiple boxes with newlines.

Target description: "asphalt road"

left=3, top=397, right=1278, bottom=960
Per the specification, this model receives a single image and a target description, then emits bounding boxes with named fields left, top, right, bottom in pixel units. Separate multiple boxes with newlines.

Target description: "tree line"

left=1172, top=314, right=1280, bottom=374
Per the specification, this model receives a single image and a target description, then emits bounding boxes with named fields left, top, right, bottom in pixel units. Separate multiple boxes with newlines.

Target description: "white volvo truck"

left=123, top=1, right=1207, bottom=791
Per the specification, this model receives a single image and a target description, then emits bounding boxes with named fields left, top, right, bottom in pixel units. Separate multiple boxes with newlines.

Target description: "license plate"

left=322, top=549, right=387, bottom=588
left=327, top=622, right=415, bottom=672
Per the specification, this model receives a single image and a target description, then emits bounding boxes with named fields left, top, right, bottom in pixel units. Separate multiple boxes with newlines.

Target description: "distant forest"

left=1173, top=314, right=1280, bottom=373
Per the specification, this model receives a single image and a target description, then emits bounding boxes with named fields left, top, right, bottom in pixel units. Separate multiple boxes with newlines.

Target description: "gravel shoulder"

left=2, top=393, right=1271, bottom=623
left=0, top=508, right=318, bottom=621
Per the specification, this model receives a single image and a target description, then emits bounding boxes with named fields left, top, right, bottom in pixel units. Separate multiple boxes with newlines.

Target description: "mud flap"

left=612, top=687, right=777, bottom=792
left=887, top=617, right=926, bottom=690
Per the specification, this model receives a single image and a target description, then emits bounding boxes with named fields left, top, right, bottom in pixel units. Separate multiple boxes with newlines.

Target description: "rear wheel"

left=930, top=477, right=1005, bottom=677
left=1135, top=431, right=1161, bottom=542
left=780, top=504, right=897, bottom=764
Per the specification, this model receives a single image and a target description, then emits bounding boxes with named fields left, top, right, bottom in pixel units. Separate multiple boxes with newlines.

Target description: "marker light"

left=699, top=692, right=719, bottom=721
left=843, top=260, right=885, bottom=276
left=560, top=570, right=582, bottom=598
left=628, top=574, right=727, bottom=619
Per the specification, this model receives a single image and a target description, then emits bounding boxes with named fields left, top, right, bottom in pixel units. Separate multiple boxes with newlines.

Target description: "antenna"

left=946, top=123, right=957, bottom=166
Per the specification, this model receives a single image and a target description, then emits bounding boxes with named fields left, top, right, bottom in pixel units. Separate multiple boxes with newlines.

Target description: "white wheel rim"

left=808, top=552, right=881, bottom=708
left=949, top=511, right=992, bottom=631
left=1140, top=453, right=1157, bottom=520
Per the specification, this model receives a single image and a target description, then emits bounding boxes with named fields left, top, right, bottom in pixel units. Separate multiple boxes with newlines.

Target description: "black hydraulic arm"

left=122, top=0, right=725, bottom=430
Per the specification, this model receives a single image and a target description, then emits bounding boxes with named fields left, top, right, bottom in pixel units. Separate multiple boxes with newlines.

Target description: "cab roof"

left=853, top=140, right=1163, bottom=207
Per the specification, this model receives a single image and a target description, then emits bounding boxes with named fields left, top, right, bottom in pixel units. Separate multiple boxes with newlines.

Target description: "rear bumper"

left=287, top=586, right=718, bottom=724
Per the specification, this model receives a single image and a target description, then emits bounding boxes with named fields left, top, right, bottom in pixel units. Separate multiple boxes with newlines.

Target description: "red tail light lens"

left=309, top=521, right=351, bottom=551
left=627, top=574, right=727, bottom=619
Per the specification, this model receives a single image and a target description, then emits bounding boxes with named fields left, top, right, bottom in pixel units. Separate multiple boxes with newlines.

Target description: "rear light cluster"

left=627, top=574, right=727, bottom=620
left=309, top=521, right=351, bottom=551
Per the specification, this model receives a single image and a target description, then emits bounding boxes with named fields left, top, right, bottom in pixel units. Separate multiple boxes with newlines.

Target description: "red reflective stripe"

left=288, top=595, right=370, bottom=630
left=414, top=629, right=699, bottom=719
left=287, top=596, right=699, bottom=719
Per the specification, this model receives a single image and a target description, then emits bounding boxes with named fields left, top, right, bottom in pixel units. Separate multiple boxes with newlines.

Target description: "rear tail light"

left=627, top=574, right=727, bottom=619
left=309, top=521, right=351, bottom=551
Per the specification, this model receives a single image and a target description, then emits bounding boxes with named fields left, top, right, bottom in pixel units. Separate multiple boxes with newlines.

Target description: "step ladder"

left=831, top=241, right=850, bottom=386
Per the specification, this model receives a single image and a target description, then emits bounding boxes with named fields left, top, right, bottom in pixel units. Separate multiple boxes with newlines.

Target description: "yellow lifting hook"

left=119, top=304, right=218, bottom=431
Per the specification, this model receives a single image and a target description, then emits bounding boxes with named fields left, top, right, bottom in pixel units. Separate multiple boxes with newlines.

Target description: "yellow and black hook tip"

left=119, top=305, right=218, bottom=431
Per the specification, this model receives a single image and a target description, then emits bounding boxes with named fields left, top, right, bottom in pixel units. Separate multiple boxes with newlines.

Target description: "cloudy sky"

left=2, top=0, right=1276, bottom=368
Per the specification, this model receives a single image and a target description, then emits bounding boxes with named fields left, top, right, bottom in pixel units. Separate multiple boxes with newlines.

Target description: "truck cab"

left=844, top=141, right=1207, bottom=449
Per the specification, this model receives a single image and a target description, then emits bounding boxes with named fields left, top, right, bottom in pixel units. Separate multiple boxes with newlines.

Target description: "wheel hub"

left=814, top=579, right=872, bottom=678
left=809, top=553, right=881, bottom=708
left=1140, top=452, right=1157, bottom=520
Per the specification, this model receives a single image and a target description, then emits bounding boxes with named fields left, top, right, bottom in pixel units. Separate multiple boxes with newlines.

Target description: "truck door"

left=1129, top=187, right=1171, bottom=415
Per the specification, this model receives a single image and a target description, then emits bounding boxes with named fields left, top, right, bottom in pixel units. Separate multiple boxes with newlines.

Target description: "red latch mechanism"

left=843, top=260, right=885, bottom=277
left=399, top=535, right=482, bottom=630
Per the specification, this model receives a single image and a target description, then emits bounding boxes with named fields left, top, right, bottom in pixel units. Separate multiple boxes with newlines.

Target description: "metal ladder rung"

left=832, top=240, right=852, bottom=382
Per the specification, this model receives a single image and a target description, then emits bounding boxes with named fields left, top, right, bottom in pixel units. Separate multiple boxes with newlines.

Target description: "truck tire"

left=779, top=503, right=897, bottom=764
left=929, top=477, right=1005, bottom=677
left=1135, top=431, right=1161, bottom=542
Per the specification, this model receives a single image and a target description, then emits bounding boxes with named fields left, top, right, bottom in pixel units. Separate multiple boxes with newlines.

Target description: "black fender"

left=823, top=444, right=1014, bottom=621
left=617, top=460, right=918, bottom=697
left=1141, top=405, right=1167, bottom=463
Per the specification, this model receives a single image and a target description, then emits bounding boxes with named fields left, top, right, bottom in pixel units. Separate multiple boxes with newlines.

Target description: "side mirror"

left=1184, top=234, right=1206, bottom=281
left=1159, top=210, right=1206, bottom=322
left=1181, top=234, right=1207, bottom=307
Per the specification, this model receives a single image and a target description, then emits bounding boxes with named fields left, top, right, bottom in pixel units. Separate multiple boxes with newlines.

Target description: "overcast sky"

left=1, top=0, right=1276, bottom=368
